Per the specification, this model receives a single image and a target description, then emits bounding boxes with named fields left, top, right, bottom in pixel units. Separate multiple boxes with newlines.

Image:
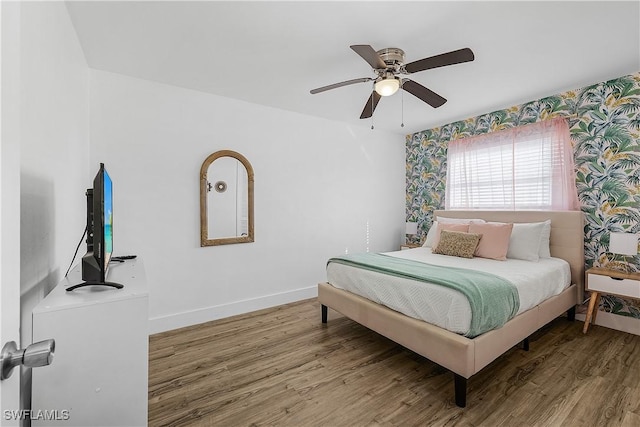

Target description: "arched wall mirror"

left=200, top=150, right=254, bottom=246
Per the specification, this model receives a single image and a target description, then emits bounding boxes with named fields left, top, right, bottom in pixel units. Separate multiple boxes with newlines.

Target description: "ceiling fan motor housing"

left=376, top=48, right=405, bottom=69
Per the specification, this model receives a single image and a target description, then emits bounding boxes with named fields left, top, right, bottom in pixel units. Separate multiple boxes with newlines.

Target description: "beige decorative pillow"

left=432, top=230, right=482, bottom=258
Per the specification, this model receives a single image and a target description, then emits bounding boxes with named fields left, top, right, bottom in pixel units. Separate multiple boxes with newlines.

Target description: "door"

left=1, top=1, right=23, bottom=424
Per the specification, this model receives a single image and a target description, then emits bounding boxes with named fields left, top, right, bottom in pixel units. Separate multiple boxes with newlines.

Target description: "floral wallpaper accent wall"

left=406, top=72, right=640, bottom=319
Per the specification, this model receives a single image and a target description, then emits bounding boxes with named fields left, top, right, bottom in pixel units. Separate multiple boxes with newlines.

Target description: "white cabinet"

left=32, top=259, right=148, bottom=426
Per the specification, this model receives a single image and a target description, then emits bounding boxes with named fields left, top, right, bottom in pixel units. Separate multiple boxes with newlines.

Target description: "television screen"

left=103, top=168, right=113, bottom=271
left=71, top=163, right=123, bottom=291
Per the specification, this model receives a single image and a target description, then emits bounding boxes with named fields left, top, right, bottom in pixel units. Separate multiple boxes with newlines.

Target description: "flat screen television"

left=67, top=163, right=123, bottom=291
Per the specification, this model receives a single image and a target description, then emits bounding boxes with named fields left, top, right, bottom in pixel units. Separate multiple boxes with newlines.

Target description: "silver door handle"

left=1, top=339, right=55, bottom=380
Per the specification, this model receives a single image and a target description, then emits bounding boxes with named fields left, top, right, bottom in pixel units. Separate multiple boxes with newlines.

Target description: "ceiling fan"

left=310, top=45, right=475, bottom=119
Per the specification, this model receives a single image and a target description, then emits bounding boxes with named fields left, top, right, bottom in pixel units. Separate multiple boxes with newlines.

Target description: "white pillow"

left=423, top=221, right=439, bottom=247
left=437, top=216, right=486, bottom=224
left=538, top=220, right=552, bottom=258
left=424, top=217, right=488, bottom=247
left=506, top=221, right=549, bottom=261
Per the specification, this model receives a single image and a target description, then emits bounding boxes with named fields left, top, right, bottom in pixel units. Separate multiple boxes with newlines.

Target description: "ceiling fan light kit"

left=310, top=44, right=475, bottom=121
left=374, top=77, right=400, bottom=97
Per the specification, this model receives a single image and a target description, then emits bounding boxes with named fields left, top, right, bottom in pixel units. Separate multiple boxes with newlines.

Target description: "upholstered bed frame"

left=318, top=210, right=584, bottom=407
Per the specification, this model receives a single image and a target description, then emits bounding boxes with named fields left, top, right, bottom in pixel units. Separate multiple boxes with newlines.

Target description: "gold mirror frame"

left=200, top=150, right=254, bottom=246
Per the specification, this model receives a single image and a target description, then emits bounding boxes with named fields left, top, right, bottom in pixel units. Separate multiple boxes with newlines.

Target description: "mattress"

left=326, top=247, right=571, bottom=335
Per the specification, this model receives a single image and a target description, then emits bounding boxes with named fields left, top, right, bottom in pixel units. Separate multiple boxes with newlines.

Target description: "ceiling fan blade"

left=360, top=91, right=382, bottom=119
left=350, top=45, right=386, bottom=69
left=310, top=77, right=372, bottom=94
left=404, top=48, right=475, bottom=74
left=401, top=79, right=447, bottom=108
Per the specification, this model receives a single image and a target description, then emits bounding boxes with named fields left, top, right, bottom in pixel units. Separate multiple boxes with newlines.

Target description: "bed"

left=318, top=210, right=584, bottom=407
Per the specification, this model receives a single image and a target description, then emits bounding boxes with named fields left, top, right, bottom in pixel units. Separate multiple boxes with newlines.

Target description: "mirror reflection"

left=200, top=150, right=254, bottom=246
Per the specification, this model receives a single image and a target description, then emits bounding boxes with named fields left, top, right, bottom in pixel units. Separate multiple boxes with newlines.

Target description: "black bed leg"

left=522, top=337, right=530, bottom=351
left=567, top=305, right=576, bottom=321
left=454, top=374, right=467, bottom=408
left=321, top=304, right=328, bottom=324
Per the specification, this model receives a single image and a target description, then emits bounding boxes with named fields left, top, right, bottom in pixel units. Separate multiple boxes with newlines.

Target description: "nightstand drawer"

left=587, top=273, right=640, bottom=299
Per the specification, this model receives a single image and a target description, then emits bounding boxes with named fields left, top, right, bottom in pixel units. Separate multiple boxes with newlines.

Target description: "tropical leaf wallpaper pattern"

left=406, top=72, right=640, bottom=319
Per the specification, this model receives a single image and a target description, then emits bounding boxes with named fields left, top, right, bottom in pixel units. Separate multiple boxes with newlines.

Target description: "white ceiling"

left=65, top=1, right=640, bottom=135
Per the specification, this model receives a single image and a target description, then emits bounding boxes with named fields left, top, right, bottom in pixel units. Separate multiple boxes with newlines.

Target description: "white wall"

left=1, top=1, right=90, bottom=418
left=18, top=1, right=89, bottom=349
left=89, top=70, right=405, bottom=333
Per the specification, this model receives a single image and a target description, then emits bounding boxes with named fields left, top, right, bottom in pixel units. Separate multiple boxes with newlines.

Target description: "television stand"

left=32, top=258, right=148, bottom=426
left=66, top=281, right=124, bottom=292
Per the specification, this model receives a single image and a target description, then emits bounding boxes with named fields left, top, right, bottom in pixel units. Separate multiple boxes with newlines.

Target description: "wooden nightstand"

left=401, top=243, right=421, bottom=250
left=582, top=267, right=640, bottom=333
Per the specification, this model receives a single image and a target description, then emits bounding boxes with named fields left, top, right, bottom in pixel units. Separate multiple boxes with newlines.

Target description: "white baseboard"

left=576, top=311, right=640, bottom=336
left=148, top=285, right=318, bottom=335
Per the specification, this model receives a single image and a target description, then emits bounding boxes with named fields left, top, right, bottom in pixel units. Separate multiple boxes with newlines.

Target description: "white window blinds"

left=445, top=118, right=579, bottom=211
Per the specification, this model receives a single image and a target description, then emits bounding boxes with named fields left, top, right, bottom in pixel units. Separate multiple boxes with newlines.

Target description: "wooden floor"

left=149, top=299, right=640, bottom=427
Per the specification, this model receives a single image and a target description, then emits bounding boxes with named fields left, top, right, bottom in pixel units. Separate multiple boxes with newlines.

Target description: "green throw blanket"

left=328, top=253, right=520, bottom=338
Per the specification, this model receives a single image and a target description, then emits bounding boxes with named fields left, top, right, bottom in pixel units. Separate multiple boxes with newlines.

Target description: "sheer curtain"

left=445, top=118, right=580, bottom=210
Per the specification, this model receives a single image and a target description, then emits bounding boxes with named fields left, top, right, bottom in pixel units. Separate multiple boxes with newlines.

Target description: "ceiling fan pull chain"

left=371, top=82, right=375, bottom=130
left=371, top=108, right=374, bottom=129
left=401, top=86, right=405, bottom=128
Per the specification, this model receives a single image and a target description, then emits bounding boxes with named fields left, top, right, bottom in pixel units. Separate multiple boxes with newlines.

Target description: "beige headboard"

left=433, top=210, right=585, bottom=303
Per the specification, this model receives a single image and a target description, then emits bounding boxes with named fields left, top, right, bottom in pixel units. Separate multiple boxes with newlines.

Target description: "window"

left=445, top=118, right=579, bottom=210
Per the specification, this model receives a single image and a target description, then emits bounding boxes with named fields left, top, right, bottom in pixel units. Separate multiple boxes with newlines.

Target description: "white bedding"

left=326, top=247, right=571, bottom=335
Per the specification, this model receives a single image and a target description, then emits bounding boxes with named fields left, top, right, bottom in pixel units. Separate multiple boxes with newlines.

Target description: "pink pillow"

left=432, top=223, right=469, bottom=248
left=469, top=222, right=514, bottom=260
